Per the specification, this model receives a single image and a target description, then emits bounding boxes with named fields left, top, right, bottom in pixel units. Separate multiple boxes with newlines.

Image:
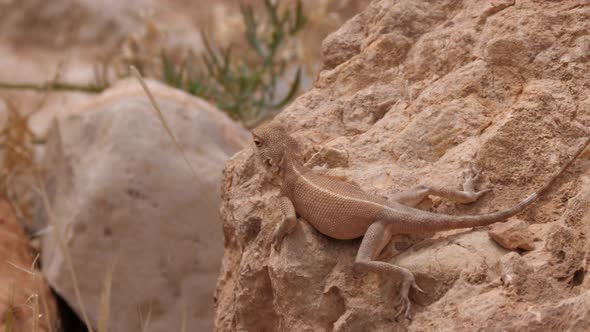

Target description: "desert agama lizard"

left=252, top=122, right=590, bottom=319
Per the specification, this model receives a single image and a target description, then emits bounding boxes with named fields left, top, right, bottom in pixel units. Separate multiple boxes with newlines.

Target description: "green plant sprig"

left=161, top=0, right=307, bottom=126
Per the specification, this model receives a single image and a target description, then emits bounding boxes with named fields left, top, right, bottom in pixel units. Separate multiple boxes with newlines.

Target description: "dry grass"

left=97, top=259, right=117, bottom=332
left=139, top=304, right=152, bottom=332
left=130, top=67, right=199, bottom=181
left=36, top=185, right=94, bottom=332
left=0, top=94, right=56, bottom=330
left=0, top=62, right=67, bottom=225
left=3, top=253, right=56, bottom=332
left=180, top=308, right=187, bottom=332
left=2, top=284, right=15, bottom=332
left=0, top=99, right=38, bottom=226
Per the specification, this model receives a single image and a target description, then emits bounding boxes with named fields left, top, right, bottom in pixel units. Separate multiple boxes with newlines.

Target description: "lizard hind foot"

left=462, top=164, right=481, bottom=182
left=460, top=165, right=492, bottom=203
left=394, top=274, right=423, bottom=321
left=394, top=295, right=412, bottom=321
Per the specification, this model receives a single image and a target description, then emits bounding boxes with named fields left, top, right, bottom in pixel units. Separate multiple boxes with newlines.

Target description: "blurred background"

left=0, top=0, right=369, bottom=331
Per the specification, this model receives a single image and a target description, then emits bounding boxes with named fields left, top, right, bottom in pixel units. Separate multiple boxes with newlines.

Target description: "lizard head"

left=251, top=122, right=298, bottom=170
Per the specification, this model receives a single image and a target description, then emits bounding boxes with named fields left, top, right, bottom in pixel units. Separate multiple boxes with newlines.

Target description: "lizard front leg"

left=272, top=196, right=297, bottom=251
left=390, top=166, right=491, bottom=207
left=354, top=220, right=423, bottom=320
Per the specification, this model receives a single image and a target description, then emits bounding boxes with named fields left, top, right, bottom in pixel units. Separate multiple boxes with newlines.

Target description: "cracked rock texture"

left=216, top=0, right=590, bottom=331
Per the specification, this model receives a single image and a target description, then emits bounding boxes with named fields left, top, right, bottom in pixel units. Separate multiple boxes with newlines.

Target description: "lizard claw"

left=462, top=165, right=481, bottom=182
left=394, top=292, right=413, bottom=321
left=412, top=281, right=425, bottom=294
left=394, top=272, right=422, bottom=321
left=271, top=225, right=285, bottom=251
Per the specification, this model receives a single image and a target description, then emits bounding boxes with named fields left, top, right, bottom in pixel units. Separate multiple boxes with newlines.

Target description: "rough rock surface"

left=38, top=79, right=248, bottom=331
left=216, top=1, right=590, bottom=331
left=0, top=200, right=57, bottom=331
left=489, top=219, right=535, bottom=251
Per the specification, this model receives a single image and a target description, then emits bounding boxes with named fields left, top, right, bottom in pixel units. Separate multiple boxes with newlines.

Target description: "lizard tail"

left=386, top=134, right=590, bottom=234
left=385, top=192, right=537, bottom=233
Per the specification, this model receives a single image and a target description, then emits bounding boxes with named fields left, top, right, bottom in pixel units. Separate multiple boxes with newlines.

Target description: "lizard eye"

left=253, top=137, right=262, bottom=147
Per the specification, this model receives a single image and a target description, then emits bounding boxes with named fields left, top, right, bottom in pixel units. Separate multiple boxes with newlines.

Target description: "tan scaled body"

left=284, top=159, right=385, bottom=240
left=252, top=122, right=590, bottom=320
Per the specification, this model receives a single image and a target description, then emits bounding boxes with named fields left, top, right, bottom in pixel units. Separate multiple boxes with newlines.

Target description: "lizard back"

left=284, top=164, right=385, bottom=240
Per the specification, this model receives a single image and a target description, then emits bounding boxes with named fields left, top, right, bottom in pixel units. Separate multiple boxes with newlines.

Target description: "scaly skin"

left=252, top=122, right=590, bottom=320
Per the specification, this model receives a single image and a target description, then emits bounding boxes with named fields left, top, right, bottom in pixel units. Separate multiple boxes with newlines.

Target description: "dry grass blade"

left=5, top=261, right=35, bottom=275
left=35, top=185, right=94, bottom=332
left=140, top=304, right=152, bottom=332
left=40, top=293, right=53, bottom=332
left=129, top=66, right=200, bottom=181
left=31, top=294, right=39, bottom=332
left=30, top=253, right=54, bottom=332
left=3, top=307, right=13, bottom=332
left=130, top=65, right=223, bottom=214
left=3, top=306, right=13, bottom=332
left=6, top=254, right=53, bottom=332
left=98, top=258, right=117, bottom=332
left=180, top=306, right=187, bottom=332
left=0, top=100, right=36, bottom=225
left=3, top=284, right=15, bottom=332
left=26, top=258, right=40, bottom=332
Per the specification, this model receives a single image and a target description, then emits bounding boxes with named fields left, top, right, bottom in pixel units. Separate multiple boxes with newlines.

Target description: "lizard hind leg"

left=354, top=220, right=423, bottom=320
left=389, top=166, right=491, bottom=207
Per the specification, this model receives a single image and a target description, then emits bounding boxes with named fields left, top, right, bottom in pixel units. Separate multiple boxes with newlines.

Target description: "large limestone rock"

left=216, top=1, right=590, bottom=331
left=39, top=79, right=248, bottom=331
left=0, top=200, right=57, bottom=332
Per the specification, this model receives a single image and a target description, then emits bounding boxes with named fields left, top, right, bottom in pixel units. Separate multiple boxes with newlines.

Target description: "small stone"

left=489, top=219, right=535, bottom=251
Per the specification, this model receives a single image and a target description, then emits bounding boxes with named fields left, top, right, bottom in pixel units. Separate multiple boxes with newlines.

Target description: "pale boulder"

left=38, top=79, right=248, bottom=331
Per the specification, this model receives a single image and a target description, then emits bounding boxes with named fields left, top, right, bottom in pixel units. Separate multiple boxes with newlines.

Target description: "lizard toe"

left=404, top=300, right=413, bottom=320
left=394, top=271, right=418, bottom=320
left=394, top=294, right=412, bottom=321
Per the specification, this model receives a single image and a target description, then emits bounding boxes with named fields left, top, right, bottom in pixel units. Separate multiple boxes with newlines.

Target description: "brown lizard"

left=252, top=122, right=590, bottom=320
